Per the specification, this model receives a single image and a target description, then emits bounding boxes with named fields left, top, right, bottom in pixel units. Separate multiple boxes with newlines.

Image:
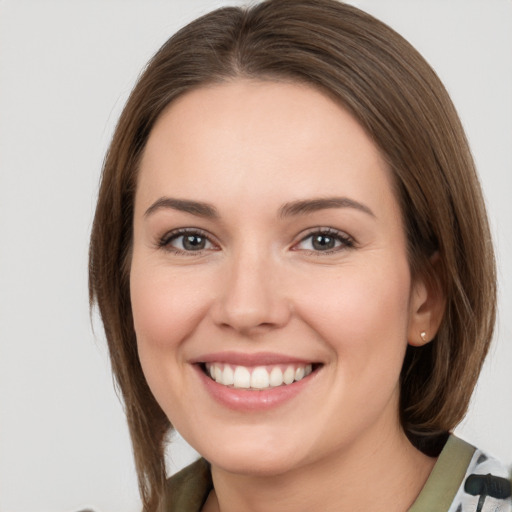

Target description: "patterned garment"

left=449, top=449, right=512, bottom=512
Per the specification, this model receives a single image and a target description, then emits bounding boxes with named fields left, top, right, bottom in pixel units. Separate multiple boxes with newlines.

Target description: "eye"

left=294, top=228, right=354, bottom=253
left=159, top=229, right=216, bottom=254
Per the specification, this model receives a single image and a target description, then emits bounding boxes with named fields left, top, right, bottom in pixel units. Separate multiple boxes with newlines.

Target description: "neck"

left=203, top=426, right=436, bottom=512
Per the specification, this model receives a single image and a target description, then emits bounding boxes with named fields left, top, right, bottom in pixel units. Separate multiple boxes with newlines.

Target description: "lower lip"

left=194, top=365, right=318, bottom=412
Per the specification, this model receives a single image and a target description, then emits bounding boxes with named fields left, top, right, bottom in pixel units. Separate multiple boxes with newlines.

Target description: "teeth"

left=269, top=366, right=284, bottom=387
left=283, top=366, right=295, bottom=385
left=205, top=362, right=315, bottom=390
left=222, top=365, right=234, bottom=386
left=251, top=367, right=269, bottom=389
left=233, top=366, right=251, bottom=388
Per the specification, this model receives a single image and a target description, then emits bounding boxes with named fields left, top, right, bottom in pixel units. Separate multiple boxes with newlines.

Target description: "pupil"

left=313, top=234, right=334, bottom=250
left=183, top=235, right=205, bottom=250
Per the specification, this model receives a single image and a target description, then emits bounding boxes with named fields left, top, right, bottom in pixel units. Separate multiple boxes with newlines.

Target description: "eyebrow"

left=144, top=197, right=219, bottom=219
left=279, top=197, right=375, bottom=218
left=144, top=195, right=374, bottom=220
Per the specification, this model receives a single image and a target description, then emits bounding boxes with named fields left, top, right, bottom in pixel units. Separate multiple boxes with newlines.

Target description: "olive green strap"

left=161, top=458, right=212, bottom=512
left=409, top=435, right=476, bottom=512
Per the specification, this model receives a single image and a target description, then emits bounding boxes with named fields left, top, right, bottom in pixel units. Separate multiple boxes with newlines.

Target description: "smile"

left=193, top=354, right=322, bottom=411
left=204, top=363, right=314, bottom=390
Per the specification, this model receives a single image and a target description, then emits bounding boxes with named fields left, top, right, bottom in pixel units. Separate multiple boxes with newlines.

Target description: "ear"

left=407, top=254, right=446, bottom=347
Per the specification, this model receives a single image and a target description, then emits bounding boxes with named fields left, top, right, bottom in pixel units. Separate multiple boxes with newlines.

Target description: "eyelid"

left=292, top=227, right=355, bottom=253
left=156, top=226, right=354, bottom=255
left=158, top=227, right=219, bottom=254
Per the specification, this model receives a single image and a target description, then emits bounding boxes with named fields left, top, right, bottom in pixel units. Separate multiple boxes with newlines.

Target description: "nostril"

left=209, top=272, right=292, bottom=333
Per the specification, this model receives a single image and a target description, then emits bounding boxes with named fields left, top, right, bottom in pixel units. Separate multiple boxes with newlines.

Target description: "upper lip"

left=190, top=351, right=317, bottom=366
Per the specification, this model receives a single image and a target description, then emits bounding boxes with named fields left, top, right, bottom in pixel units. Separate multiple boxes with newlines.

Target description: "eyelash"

left=158, top=228, right=217, bottom=255
left=294, top=228, right=355, bottom=255
left=157, top=227, right=355, bottom=256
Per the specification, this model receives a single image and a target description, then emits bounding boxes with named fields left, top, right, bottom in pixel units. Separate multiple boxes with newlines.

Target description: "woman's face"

left=130, top=80, right=429, bottom=475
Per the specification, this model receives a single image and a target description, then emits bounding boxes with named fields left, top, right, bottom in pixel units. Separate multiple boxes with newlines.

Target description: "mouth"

left=200, top=362, right=320, bottom=390
left=192, top=353, right=323, bottom=410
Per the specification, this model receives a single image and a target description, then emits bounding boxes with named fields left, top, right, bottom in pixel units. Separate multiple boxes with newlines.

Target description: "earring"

left=420, top=331, right=428, bottom=343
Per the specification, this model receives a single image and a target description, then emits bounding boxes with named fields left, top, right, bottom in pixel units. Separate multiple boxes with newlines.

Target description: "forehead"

left=137, top=79, right=397, bottom=219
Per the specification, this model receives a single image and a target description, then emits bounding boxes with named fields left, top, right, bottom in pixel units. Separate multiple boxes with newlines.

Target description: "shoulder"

left=161, top=458, right=212, bottom=512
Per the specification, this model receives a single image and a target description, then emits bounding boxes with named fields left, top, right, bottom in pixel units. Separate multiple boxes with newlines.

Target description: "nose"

left=210, top=248, right=292, bottom=336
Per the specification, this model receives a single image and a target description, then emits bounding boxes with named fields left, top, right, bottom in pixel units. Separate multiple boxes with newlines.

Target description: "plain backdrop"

left=0, top=1, right=511, bottom=511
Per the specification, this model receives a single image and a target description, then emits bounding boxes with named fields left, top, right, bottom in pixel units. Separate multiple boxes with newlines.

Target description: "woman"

left=89, top=1, right=511, bottom=511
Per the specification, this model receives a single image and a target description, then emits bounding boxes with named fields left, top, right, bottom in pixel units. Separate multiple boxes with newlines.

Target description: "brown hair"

left=89, top=0, right=496, bottom=509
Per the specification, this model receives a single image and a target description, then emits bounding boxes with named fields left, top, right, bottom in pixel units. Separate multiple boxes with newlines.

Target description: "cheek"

left=293, top=260, right=411, bottom=369
left=130, top=261, right=210, bottom=359
left=129, top=260, right=217, bottom=411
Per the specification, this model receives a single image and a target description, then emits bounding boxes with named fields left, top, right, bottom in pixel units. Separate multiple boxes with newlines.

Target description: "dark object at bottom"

left=464, top=473, right=511, bottom=512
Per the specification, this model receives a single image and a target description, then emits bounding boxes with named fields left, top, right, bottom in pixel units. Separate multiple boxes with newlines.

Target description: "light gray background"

left=0, top=1, right=511, bottom=511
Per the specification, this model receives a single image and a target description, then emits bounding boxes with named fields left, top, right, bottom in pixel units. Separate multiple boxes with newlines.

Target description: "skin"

left=130, top=80, right=443, bottom=512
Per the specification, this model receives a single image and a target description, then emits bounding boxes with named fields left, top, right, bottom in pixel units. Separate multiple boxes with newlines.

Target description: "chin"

left=195, top=431, right=308, bottom=477
left=209, top=450, right=302, bottom=477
